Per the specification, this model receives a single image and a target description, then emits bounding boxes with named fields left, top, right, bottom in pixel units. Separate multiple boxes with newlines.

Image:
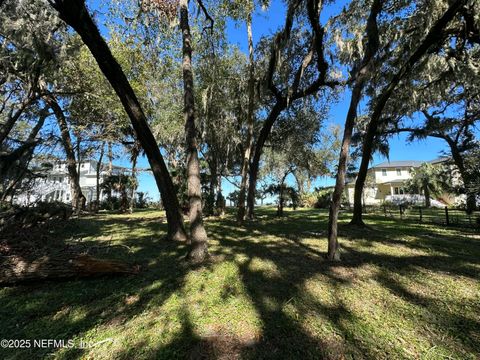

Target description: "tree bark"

left=351, top=0, right=465, bottom=225
left=180, top=0, right=209, bottom=262
left=0, top=94, right=38, bottom=146
left=447, top=139, right=476, bottom=213
left=245, top=0, right=333, bottom=219
left=44, top=94, right=85, bottom=214
left=75, top=132, right=86, bottom=210
left=1, top=254, right=137, bottom=286
left=129, top=142, right=140, bottom=214
left=327, top=0, right=382, bottom=259
left=423, top=182, right=431, bottom=207
left=247, top=101, right=285, bottom=218
left=0, top=107, right=49, bottom=179
left=237, top=12, right=255, bottom=223
left=49, top=0, right=187, bottom=241
left=95, top=142, right=105, bottom=213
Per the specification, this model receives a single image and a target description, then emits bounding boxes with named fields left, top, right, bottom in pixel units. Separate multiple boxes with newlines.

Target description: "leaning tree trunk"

left=351, top=0, right=465, bottom=226
left=0, top=110, right=49, bottom=201
left=0, top=94, right=38, bottom=147
left=44, top=94, right=85, bottom=214
left=237, top=12, right=255, bottom=223
left=180, top=0, right=209, bottom=262
left=327, top=0, right=381, bottom=260
left=49, top=0, right=187, bottom=241
left=247, top=101, right=285, bottom=218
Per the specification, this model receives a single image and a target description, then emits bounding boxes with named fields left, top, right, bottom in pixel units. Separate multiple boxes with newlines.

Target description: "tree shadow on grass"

left=0, top=213, right=194, bottom=360
left=204, top=209, right=480, bottom=358
left=1, top=208, right=479, bottom=359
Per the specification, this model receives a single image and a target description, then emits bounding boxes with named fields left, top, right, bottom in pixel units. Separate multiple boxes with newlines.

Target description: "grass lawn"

left=1, top=207, right=479, bottom=359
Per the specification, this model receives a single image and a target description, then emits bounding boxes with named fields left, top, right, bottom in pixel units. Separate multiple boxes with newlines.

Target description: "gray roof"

left=372, top=160, right=423, bottom=168
left=372, top=157, right=449, bottom=169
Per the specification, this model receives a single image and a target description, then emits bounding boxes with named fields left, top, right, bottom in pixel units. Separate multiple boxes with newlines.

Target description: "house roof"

left=372, top=157, right=449, bottom=169
left=372, top=160, right=423, bottom=168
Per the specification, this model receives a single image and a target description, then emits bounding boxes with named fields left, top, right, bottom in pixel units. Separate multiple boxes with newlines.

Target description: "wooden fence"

left=363, top=205, right=480, bottom=228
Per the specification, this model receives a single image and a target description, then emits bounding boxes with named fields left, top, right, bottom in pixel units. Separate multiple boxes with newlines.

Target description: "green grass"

left=1, top=208, right=479, bottom=359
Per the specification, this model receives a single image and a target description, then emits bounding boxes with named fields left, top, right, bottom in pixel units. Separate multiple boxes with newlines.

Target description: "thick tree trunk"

left=247, top=101, right=285, bottom=218
left=448, top=141, right=476, bottom=213
left=49, top=0, right=187, bottom=241
left=95, top=143, right=105, bottom=213
left=237, top=13, right=255, bottom=223
left=351, top=0, right=465, bottom=226
left=44, top=95, right=85, bottom=215
left=180, top=0, right=209, bottom=262
left=327, top=84, right=363, bottom=257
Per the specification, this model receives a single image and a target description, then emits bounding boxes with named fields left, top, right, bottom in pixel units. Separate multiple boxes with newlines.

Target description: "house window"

left=382, top=169, right=387, bottom=176
left=396, top=168, right=401, bottom=176
left=394, top=187, right=399, bottom=195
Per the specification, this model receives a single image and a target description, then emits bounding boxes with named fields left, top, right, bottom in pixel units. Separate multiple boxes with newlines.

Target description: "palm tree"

left=101, top=174, right=136, bottom=212
left=406, top=163, right=448, bottom=207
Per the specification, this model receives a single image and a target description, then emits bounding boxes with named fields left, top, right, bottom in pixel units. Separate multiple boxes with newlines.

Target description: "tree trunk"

left=1, top=254, right=138, bottom=286
left=95, top=142, right=105, bottom=213
left=448, top=140, right=476, bottom=213
left=180, top=0, right=209, bottom=262
left=0, top=110, right=49, bottom=201
left=107, top=141, right=113, bottom=210
left=237, top=12, right=255, bottom=223
left=0, top=107, right=49, bottom=180
left=75, top=133, right=86, bottom=210
left=424, top=183, right=431, bottom=207
left=44, top=94, right=85, bottom=215
left=247, top=101, right=285, bottom=218
left=129, top=143, right=139, bottom=214
left=49, top=0, right=187, bottom=241
left=327, top=83, right=364, bottom=258
left=216, top=174, right=225, bottom=216
left=0, top=95, right=38, bottom=146
left=350, top=0, right=465, bottom=226
left=208, top=159, right=218, bottom=216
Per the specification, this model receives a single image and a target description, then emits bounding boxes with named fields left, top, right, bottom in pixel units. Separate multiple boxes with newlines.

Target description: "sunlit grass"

left=1, top=207, right=479, bottom=359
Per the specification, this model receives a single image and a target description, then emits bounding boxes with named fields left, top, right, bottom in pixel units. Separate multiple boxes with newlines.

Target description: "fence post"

left=445, top=206, right=449, bottom=226
left=419, top=207, right=422, bottom=223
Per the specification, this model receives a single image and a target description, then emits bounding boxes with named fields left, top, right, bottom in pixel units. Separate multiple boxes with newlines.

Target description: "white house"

left=344, top=158, right=460, bottom=207
left=14, top=160, right=129, bottom=206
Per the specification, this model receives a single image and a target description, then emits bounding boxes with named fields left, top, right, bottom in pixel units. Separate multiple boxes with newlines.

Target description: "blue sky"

left=89, top=0, right=450, bottom=201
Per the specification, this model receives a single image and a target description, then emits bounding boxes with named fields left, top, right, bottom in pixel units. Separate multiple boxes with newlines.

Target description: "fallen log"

left=0, top=254, right=139, bottom=286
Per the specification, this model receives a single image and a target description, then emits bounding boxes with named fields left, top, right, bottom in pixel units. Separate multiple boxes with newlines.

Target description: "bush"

left=314, top=188, right=334, bottom=209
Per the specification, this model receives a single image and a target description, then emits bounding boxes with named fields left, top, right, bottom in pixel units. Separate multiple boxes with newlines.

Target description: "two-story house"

left=14, top=160, right=129, bottom=206
left=344, top=158, right=455, bottom=207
